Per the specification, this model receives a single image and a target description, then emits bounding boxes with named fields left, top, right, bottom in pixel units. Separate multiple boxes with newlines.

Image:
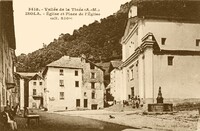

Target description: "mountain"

left=16, top=1, right=134, bottom=72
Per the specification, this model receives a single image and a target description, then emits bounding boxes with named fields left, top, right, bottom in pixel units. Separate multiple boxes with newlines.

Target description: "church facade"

left=120, top=1, right=200, bottom=104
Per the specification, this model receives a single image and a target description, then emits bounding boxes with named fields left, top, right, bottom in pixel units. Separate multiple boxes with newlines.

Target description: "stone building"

left=43, top=55, right=105, bottom=111
left=0, top=0, right=16, bottom=111
left=120, top=1, right=200, bottom=104
left=28, top=73, right=45, bottom=109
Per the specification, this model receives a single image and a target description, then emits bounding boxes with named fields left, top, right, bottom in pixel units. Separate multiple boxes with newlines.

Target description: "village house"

left=0, top=0, right=16, bottom=111
left=28, top=73, right=45, bottom=109
left=42, top=55, right=105, bottom=111
left=107, top=60, right=123, bottom=103
left=96, top=62, right=110, bottom=103
left=15, top=72, right=37, bottom=110
left=120, top=1, right=200, bottom=104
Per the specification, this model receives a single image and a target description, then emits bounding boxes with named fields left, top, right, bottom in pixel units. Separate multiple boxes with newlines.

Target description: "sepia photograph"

left=1, top=0, right=200, bottom=130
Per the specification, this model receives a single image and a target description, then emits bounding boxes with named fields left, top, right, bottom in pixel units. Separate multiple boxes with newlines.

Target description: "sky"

left=13, top=0, right=130, bottom=55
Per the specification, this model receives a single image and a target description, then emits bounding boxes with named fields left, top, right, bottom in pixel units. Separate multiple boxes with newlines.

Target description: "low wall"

left=144, top=98, right=200, bottom=111
left=148, top=103, right=173, bottom=112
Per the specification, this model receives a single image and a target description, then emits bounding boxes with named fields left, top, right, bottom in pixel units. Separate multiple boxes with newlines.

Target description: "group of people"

left=131, top=95, right=144, bottom=108
left=122, top=95, right=144, bottom=109
left=1, top=106, right=18, bottom=131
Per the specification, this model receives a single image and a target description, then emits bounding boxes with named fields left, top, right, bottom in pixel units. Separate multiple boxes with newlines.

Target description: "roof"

left=96, top=62, right=110, bottom=76
left=17, top=72, right=37, bottom=77
left=123, top=17, right=138, bottom=39
left=16, top=72, right=37, bottom=79
left=106, top=84, right=112, bottom=89
left=43, top=56, right=105, bottom=77
left=110, top=60, right=123, bottom=68
left=108, top=60, right=122, bottom=73
left=47, top=55, right=104, bottom=70
left=47, top=56, right=83, bottom=69
left=137, top=1, right=200, bottom=22
left=30, top=73, right=43, bottom=80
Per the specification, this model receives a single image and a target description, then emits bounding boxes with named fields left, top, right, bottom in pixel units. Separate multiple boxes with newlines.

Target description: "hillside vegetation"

left=16, top=1, right=134, bottom=72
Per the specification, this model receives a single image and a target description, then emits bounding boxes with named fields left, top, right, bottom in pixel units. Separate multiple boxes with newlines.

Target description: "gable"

left=123, top=17, right=138, bottom=40
left=30, top=74, right=43, bottom=80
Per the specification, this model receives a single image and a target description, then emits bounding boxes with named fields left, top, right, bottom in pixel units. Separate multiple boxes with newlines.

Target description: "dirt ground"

left=57, top=109, right=200, bottom=131
left=8, top=110, right=137, bottom=131
left=2, top=108, right=198, bottom=131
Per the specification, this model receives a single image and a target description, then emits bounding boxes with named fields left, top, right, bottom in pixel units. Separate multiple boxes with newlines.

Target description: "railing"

left=33, top=93, right=43, bottom=97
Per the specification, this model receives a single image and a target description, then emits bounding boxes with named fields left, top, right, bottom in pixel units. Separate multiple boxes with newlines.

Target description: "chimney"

left=81, top=54, right=86, bottom=63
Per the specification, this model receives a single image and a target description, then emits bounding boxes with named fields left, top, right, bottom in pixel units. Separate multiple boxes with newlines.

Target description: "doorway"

left=131, top=87, right=134, bottom=98
left=84, top=99, right=88, bottom=108
left=91, top=104, right=98, bottom=110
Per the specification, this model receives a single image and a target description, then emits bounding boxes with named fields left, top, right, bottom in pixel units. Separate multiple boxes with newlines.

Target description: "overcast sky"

left=13, top=0, right=130, bottom=55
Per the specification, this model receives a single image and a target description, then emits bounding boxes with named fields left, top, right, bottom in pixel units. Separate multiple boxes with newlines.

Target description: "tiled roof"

left=47, top=56, right=83, bottom=69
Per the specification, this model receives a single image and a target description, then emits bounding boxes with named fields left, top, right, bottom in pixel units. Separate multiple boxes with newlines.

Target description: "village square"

left=1, top=0, right=200, bottom=131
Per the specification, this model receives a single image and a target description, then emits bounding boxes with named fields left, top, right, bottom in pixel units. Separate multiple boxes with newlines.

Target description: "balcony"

left=6, top=82, right=16, bottom=89
left=33, top=93, right=43, bottom=98
left=5, top=74, right=15, bottom=90
left=6, top=77, right=16, bottom=90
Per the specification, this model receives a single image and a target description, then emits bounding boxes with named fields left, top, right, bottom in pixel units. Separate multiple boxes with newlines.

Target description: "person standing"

left=140, top=98, right=144, bottom=107
left=135, top=96, right=139, bottom=108
left=137, top=95, right=140, bottom=105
